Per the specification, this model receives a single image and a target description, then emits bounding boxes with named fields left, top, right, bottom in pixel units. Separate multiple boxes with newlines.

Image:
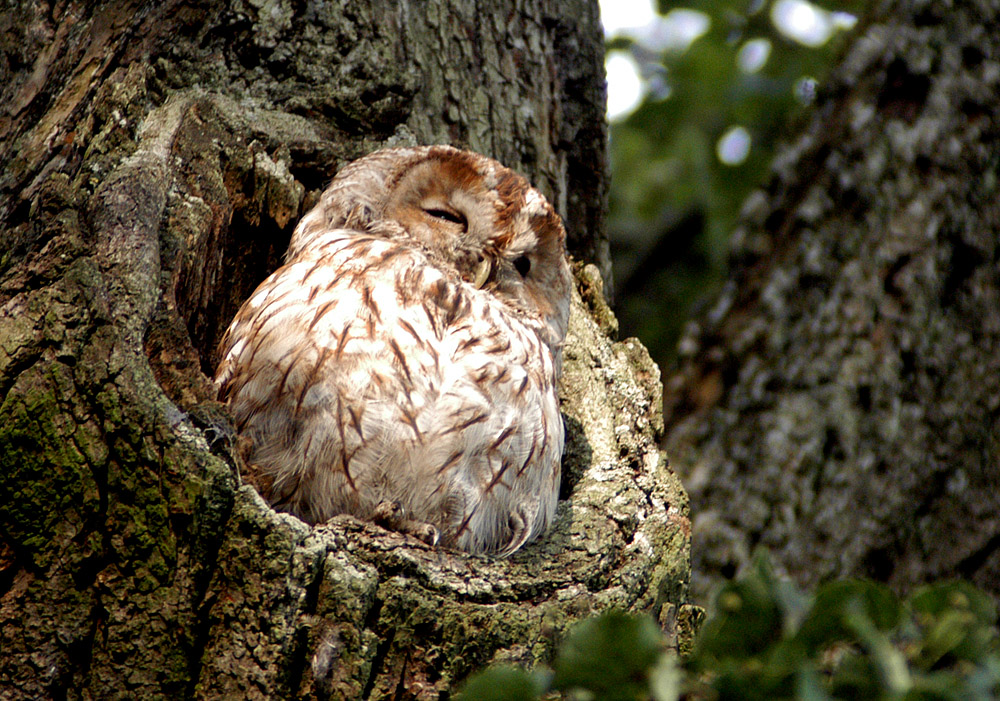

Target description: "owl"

left=214, top=145, right=572, bottom=556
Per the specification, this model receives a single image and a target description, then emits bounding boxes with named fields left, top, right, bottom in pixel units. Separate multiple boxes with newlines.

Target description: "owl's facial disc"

left=375, top=150, right=570, bottom=342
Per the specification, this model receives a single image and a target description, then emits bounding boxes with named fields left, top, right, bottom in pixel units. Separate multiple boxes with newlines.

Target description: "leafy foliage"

left=608, top=0, right=869, bottom=367
left=456, top=554, right=1000, bottom=700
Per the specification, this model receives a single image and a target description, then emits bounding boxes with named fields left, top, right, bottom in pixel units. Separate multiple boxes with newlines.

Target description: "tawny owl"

left=214, top=145, right=572, bottom=556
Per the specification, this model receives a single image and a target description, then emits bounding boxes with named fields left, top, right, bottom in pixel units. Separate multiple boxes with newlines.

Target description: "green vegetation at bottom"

left=458, top=553, right=999, bottom=700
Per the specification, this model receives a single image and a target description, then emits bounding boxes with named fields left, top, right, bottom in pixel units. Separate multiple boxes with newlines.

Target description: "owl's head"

left=291, top=145, right=573, bottom=347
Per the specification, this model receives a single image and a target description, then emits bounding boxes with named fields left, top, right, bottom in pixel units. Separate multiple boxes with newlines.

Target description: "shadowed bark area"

left=665, top=0, right=1000, bottom=602
left=0, top=2, right=694, bottom=698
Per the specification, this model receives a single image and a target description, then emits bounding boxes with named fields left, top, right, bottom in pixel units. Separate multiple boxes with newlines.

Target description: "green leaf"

left=692, top=553, right=789, bottom=663
left=551, top=611, right=665, bottom=700
left=909, top=581, right=999, bottom=667
left=843, top=598, right=912, bottom=695
left=909, top=581, right=996, bottom=625
left=456, top=666, right=544, bottom=701
left=795, top=579, right=902, bottom=655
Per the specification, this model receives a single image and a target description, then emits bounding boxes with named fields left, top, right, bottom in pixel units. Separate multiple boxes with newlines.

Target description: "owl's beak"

left=472, top=256, right=493, bottom=289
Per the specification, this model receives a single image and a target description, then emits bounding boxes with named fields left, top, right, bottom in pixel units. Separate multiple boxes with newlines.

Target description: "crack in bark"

left=361, top=620, right=396, bottom=700
left=285, top=547, right=330, bottom=696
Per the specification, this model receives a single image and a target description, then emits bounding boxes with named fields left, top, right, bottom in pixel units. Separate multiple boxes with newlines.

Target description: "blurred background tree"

left=603, top=0, right=869, bottom=368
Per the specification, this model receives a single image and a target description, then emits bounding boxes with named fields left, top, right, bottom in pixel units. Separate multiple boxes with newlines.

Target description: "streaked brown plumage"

left=215, top=145, right=571, bottom=555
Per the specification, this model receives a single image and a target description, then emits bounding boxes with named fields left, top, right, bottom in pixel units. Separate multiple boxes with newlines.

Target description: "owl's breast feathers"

left=216, top=230, right=562, bottom=555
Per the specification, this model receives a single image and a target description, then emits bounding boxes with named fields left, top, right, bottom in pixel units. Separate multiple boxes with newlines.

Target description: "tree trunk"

left=0, top=2, right=694, bottom=699
left=666, top=0, right=1000, bottom=602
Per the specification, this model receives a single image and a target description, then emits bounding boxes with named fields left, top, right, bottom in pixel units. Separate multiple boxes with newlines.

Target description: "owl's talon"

left=412, top=524, right=440, bottom=547
left=372, top=500, right=405, bottom=524
left=394, top=520, right=438, bottom=547
left=371, top=501, right=439, bottom=546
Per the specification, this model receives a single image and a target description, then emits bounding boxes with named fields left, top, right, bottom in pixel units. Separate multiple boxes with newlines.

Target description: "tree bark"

left=666, top=0, right=1000, bottom=602
left=0, top=2, right=694, bottom=699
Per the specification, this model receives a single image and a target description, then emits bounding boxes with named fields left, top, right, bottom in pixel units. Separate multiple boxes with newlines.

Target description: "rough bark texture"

left=0, top=2, right=694, bottom=699
left=665, top=0, right=1000, bottom=602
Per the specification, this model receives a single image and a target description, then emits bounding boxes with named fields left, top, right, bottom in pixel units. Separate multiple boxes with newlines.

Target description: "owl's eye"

left=424, top=208, right=467, bottom=229
left=513, top=255, right=531, bottom=277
